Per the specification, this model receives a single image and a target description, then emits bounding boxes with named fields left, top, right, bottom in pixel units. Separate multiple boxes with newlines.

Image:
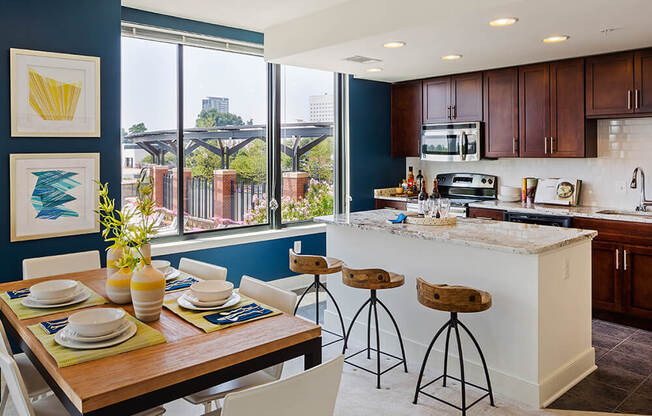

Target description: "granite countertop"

left=315, top=209, right=597, bottom=255
left=469, top=200, right=652, bottom=224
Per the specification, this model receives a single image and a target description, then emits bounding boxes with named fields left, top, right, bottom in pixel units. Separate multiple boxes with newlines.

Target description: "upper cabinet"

left=635, top=49, right=652, bottom=113
left=390, top=81, right=422, bottom=158
left=423, top=73, right=482, bottom=123
left=586, top=52, right=634, bottom=116
left=519, top=63, right=550, bottom=157
left=483, top=68, right=519, bottom=158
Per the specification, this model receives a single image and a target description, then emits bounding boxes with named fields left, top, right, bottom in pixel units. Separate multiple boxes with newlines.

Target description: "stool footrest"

left=417, top=374, right=491, bottom=412
left=344, top=347, right=406, bottom=376
left=321, top=328, right=345, bottom=347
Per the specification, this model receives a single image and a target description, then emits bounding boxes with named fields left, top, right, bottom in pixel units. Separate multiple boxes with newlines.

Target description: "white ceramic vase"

left=106, top=267, right=133, bottom=304
left=106, top=247, right=122, bottom=278
left=130, top=244, right=165, bottom=322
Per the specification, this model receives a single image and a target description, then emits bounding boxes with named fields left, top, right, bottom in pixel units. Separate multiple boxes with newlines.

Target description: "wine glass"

left=439, top=198, right=450, bottom=218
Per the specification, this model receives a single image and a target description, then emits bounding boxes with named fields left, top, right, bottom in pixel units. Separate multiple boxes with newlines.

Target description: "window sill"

left=151, top=223, right=327, bottom=256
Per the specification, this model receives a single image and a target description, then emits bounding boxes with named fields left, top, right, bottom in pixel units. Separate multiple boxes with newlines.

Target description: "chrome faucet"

left=630, top=167, right=652, bottom=211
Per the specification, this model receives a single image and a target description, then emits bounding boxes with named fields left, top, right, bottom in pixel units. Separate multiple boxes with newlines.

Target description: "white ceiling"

left=123, top=0, right=652, bottom=83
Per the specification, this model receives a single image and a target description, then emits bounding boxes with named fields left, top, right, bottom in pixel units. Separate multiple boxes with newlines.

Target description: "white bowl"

left=190, top=280, right=233, bottom=303
left=151, top=260, right=171, bottom=274
left=29, top=280, right=78, bottom=301
left=500, top=186, right=521, bottom=196
left=68, top=308, right=126, bottom=337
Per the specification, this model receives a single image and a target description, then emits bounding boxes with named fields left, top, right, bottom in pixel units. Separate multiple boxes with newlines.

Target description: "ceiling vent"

left=342, top=55, right=382, bottom=64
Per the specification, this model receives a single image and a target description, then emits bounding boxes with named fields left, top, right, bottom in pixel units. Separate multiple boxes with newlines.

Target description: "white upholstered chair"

left=178, top=258, right=227, bottom=281
left=0, top=320, right=50, bottom=414
left=0, top=350, right=166, bottom=416
left=204, top=355, right=344, bottom=416
left=184, top=276, right=297, bottom=413
left=22, top=251, right=101, bottom=280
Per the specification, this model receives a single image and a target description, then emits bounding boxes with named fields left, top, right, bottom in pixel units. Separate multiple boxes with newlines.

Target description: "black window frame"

left=121, top=33, right=346, bottom=243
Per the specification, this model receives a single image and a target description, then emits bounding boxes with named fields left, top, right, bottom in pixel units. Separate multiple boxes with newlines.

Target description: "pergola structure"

left=125, top=122, right=333, bottom=170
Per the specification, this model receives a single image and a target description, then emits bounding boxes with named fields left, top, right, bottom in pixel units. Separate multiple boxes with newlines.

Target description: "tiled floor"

left=548, top=319, right=652, bottom=415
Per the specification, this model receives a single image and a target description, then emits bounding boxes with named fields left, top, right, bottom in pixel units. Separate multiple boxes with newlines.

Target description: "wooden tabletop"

left=0, top=269, right=321, bottom=414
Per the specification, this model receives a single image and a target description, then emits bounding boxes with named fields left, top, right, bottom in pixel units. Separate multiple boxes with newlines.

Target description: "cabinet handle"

left=616, top=248, right=619, bottom=270
left=550, top=137, right=555, bottom=153
left=453, top=105, right=457, bottom=119
left=512, top=137, right=517, bottom=154
left=635, top=90, right=640, bottom=110
left=624, top=249, right=628, bottom=271
left=447, top=106, right=451, bottom=119
left=544, top=137, right=548, bottom=154
left=628, top=90, right=632, bottom=109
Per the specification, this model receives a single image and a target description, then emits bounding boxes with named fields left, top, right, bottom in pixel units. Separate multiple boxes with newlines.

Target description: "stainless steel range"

left=436, top=173, right=497, bottom=217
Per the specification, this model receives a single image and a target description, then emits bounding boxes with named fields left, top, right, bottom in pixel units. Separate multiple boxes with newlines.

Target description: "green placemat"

left=163, top=293, right=281, bottom=333
left=0, top=283, right=108, bottom=320
left=28, top=314, right=166, bottom=368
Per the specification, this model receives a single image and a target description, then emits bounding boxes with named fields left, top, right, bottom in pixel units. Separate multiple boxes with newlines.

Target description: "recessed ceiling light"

left=543, top=35, right=569, bottom=43
left=366, top=67, right=383, bottom=73
left=383, top=41, right=406, bottom=48
left=441, top=54, right=462, bottom=60
left=489, top=17, right=518, bottom=27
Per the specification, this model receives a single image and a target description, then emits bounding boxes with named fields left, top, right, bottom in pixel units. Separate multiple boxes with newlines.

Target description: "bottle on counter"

left=401, top=179, right=408, bottom=193
left=416, top=169, right=424, bottom=192
left=431, top=178, right=441, bottom=199
left=407, top=166, right=415, bottom=193
left=418, top=184, right=428, bottom=216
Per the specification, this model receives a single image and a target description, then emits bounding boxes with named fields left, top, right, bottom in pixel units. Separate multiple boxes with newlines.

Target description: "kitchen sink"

left=596, top=209, right=652, bottom=217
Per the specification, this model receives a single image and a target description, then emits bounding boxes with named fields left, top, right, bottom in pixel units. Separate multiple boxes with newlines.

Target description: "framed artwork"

left=10, top=48, right=100, bottom=137
left=10, top=153, right=100, bottom=242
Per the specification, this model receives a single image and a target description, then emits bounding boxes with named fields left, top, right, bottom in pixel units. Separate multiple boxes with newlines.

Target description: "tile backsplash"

left=407, top=118, right=652, bottom=209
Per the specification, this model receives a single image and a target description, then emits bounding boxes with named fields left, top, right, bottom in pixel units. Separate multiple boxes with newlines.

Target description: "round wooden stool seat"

left=416, top=278, right=491, bottom=313
left=289, top=249, right=343, bottom=275
left=341, top=265, right=405, bottom=290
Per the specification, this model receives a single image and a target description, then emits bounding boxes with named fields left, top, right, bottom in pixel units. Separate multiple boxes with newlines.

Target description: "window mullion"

left=176, top=44, right=185, bottom=236
left=267, top=63, right=282, bottom=228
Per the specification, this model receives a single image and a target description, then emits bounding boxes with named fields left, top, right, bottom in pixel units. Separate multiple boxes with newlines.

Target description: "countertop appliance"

left=420, top=122, right=481, bottom=162
left=405, top=172, right=498, bottom=217
left=503, top=211, right=573, bottom=227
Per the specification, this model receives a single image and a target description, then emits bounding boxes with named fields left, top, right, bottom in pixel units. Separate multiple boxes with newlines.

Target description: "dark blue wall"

left=0, top=0, right=122, bottom=281
left=153, top=233, right=325, bottom=286
left=348, top=76, right=405, bottom=212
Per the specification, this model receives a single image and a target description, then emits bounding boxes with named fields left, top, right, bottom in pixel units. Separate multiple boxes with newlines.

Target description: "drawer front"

left=468, top=207, right=505, bottom=221
left=375, top=199, right=407, bottom=210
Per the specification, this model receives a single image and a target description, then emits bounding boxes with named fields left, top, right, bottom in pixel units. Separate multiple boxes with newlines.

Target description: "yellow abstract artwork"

left=28, top=67, right=82, bottom=121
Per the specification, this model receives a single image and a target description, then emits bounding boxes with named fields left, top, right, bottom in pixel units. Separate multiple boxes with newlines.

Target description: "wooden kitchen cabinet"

left=483, top=68, right=519, bottom=157
left=586, top=51, right=635, bottom=116
left=634, top=48, right=652, bottom=113
left=423, top=73, right=482, bottom=123
left=623, top=244, right=652, bottom=319
left=375, top=199, right=407, bottom=210
left=391, top=81, right=422, bottom=157
left=519, top=63, right=550, bottom=157
left=591, top=240, right=623, bottom=313
left=467, top=206, right=505, bottom=221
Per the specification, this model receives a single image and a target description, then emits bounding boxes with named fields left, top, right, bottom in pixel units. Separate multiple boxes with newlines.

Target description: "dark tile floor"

left=548, top=319, right=652, bottom=414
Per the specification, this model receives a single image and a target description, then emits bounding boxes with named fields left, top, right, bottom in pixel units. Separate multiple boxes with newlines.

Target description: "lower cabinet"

left=623, top=244, right=652, bottom=319
left=375, top=199, right=407, bottom=210
left=591, top=241, right=623, bottom=312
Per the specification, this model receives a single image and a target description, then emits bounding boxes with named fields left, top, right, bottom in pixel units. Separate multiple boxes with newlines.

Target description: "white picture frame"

left=10, top=48, right=100, bottom=137
left=10, top=153, right=100, bottom=242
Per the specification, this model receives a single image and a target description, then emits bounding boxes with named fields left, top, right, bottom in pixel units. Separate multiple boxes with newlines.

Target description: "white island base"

left=319, top=212, right=596, bottom=408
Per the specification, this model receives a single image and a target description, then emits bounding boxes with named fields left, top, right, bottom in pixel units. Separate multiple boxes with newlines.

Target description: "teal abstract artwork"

left=30, top=170, right=80, bottom=219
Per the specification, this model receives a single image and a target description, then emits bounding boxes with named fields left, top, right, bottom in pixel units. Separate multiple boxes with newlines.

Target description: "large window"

left=121, top=28, right=343, bottom=240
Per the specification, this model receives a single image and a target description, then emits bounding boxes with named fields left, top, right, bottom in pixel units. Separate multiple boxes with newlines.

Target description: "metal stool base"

left=293, top=274, right=347, bottom=347
left=413, top=312, right=495, bottom=415
left=342, top=289, right=408, bottom=389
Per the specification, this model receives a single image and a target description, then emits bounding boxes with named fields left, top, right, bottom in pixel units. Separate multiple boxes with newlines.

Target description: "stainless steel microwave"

left=420, top=122, right=481, bottom=162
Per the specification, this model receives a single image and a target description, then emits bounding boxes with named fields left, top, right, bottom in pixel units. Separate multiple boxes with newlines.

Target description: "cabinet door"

left=391, top=81, right=422, bottom=157
left=451, top=72, right=483, bottom=122
left=634, top=49, right=652, bottom=113
left=519, top=63, right=550, bottom=157
left=423, top=77, right=451, bottom=123
left=483, top=68, right=519, bottom=158
left=586, top=52, right=634, bottom=116
left=592, top=241, right=623, bottom=312
left=550, top=59, right=587, bottom=157
left=623, top=245, right=652, bottom=319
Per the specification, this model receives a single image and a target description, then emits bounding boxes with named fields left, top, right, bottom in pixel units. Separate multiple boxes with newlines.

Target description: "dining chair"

left=0, top=351, right=167, bottom=416
left=0, top=320, right=51, bottom=414
left=203, top=355, right=344, bottom=416
left=184, top=275, right=298, bottom=413
left=22, top=251, right=101, bottom=280
left=178, top=258, right=227, bottom=281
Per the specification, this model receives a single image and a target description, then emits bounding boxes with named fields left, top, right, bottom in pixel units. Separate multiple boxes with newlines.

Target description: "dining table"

left=0, top=268, right=322, bottom=416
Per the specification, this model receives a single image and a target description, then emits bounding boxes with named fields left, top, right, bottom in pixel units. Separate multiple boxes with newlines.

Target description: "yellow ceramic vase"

left=106, top=267, right=132, bottom=304
left=106, top=247, right=122, bottom=278
left=130, top=244, right=165, bottom=322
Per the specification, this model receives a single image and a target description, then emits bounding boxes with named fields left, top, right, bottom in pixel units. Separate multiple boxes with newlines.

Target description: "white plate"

left=61, top=319, right=131, bottom=343
left=25, top=287, right=84, bottom=305
left=177, top=292, right=240, bottom=311
left=498, top=195, right=521, bottom=202
left=21, top=289, right=90, bottom=309
left=185, top=292, right=232, bottom=307
left=165, top=269, right=181, bottom=281
left=55, top=320, right=137, bottom=350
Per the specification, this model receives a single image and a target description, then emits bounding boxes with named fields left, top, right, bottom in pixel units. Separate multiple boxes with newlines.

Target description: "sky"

left=121, top=37, right=334, bottom=132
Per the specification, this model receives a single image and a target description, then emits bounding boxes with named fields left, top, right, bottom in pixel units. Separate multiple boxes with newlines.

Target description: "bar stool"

left=413, top=278, right=495, bottom=415
left=341, top=265, right=408, bottom=389
left=289, top=249, right=347, bottom=347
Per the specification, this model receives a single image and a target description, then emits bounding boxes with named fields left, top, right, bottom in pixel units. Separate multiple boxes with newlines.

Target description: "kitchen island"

left=315, top=209, right=598, bottom=408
